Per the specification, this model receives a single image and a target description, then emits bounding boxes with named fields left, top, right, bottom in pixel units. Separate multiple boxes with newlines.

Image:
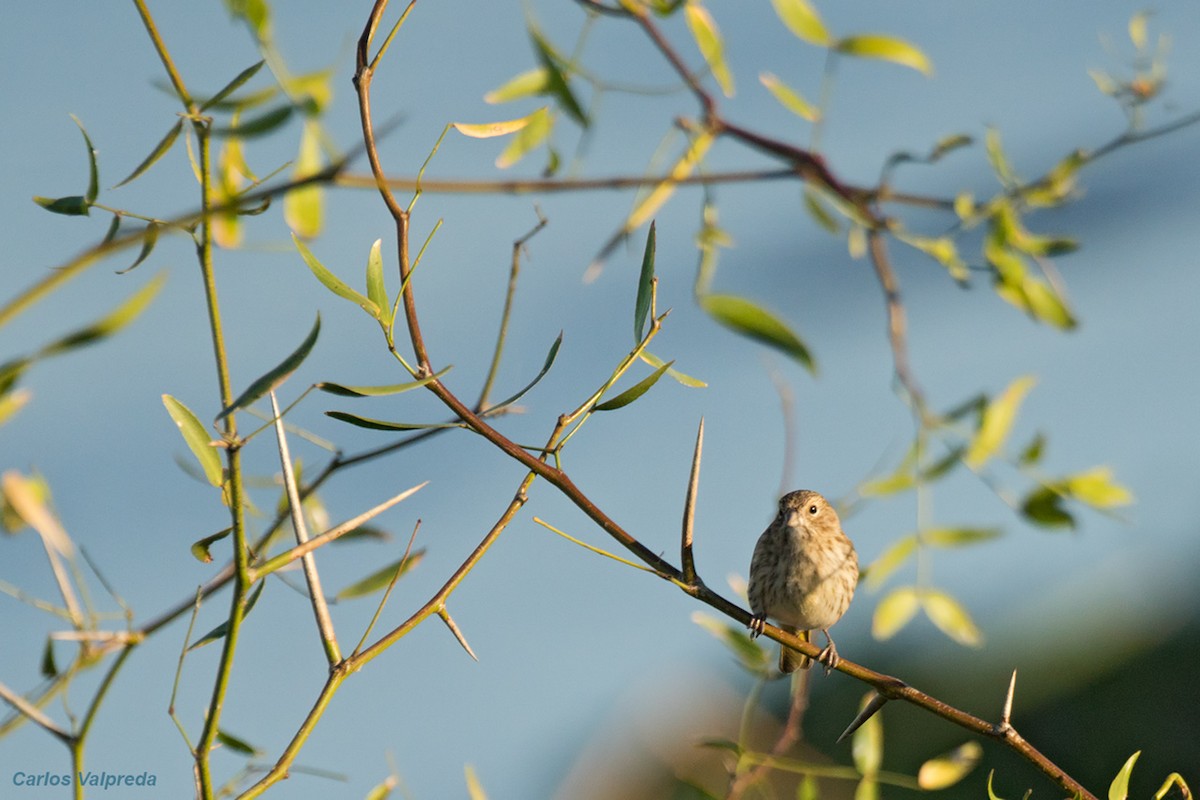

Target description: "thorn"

left=1001, top=669, right=1017, bottom=727
left=836, top=691, right=888, bottom=743
left=438, top=607, right=478, bottom=662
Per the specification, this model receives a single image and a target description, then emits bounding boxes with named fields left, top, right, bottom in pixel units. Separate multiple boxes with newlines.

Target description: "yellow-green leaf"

left=451, top=114, right=536, bottom=139
left=335, top=550, right=426, bottom=600
left=896, top=233, right=968, bottom=283
left=365, top=239, right=388, bottom=324
left=759, top=72, right=818, bottom=121
left=1109, top=751, right=1140, bottom=800
left=316, top=367, right=452, bottom=398
left=625, top=131, right=714, bottom=232
left=685, top=3, right=734, bottom=97
left=923, top=527, right=1002, bottom=547
left=691, top=611, right=770, bottom=674
left=594, top=360, right=673, bottom=411
left=863, top=535, right=917, bottom=591
left=294, top=234, right=380, bottom=318
left=851, top=692, right=883, bottom=776
left=921, top=589, right=982, bottom=646
left=285, top=120, right=324, bottom=239
left=465, top=764, right=488, bottom=800
left=872, top=586, right=920, bottom=640
left=1062, top=466, right=1133, bottom=508
left=0, top=388, right=31, bottom=428
left=770, top=0, right=831, bottom=46
left=986, top=770, right=1008, bottom=800
left=216, top=315, right=320, bottom=421
left=836, top=34, right=932, bottom=76
left=39, top=272, right=165, bottom=357
left=163, top=395, right=223, bottom=487
left=1128, top=11, right=1149, bottom=50
left=640, top=351, right=707, bottom=388
left=699, top=293, right=814, bottom=372
left=918, top=741, right=982, bottom=790
left=485, top=67, right=551, bottom=104
left=191, top=527, right=232, bottom=563
left=965, top=375, right=1036, bottom=469
left=495, top=107, right=553, bottom=169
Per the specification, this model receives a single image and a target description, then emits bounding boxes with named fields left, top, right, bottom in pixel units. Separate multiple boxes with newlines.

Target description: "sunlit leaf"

left=325, top=411, right=463, bottom=432
left=985, top=127, right=1017, bottom=187
left=1128, top=11, right=1149, bottom=50
left=484, top=67, right=551, bottom=104
left=896, top=233, right=968, bottom=283
left=188, top=581, right=264, bottom=650
left=285, top=120, right=324, bottom=239
left=685, top=3, right=734, bottom=97
left=964, top=375, right=1036, bottom=469
left=495, top=107, right=553, bottom=169
left=114, top=120, right=184, bottom=188
left=191, top=527, right=232, bottom=563
left=530, top=25, right=588, bottom=127
left=594, top=360, right=673, bottom=411
left=625, top=131, right=714, bottom=232
left=918, top=741, right=982, bottom=790
left=803, top=186, right=841, bottom=233
left=216, top=729, right=262, bottom=756
left=759, top=72, right=818, bottom=121
left=921, top=589, right=983, bottom=646
left=872, top=586, right=920, bottom=640
left=699, top=293, right=815, bottom=372
left=836, top=34, right=933, bottom=76
left=1021, top=276, right=1076, bottom=330
left=634, top=221, right=656, bottom=341
left=212, top=105, right=293, bottom=138
left=39, top=272, right=165, bottom=357
left=294, top=234, right=381, bottom=318
left=335, top=550, right=425, bottom=600
left=317, top=367, right=452, bottom=398
left=365, top=239, right=388, bottom=324
left=0, top=388, right=31, bottom=428
left=216, top=315, right=321, bottom=420
left=691, top=611, right=769, bottom=674
left=465, top=764, right=488, bottom=800
left=200, top=60, right=266, bottom=111
left=163, top=395, right=223, bottom=487
left=451, top=113, right=536, bottom=140
left=770, top=0, right=831, bottom=46
left=1109, top=751, right=1140, bottom=800
left=924, top=527, right=1002, bottom=547
left=364, top=777, right=397, bottom=800
left=863, top=535, right=916, bottom=591
left=1062, top=466, right=1133, bottom=509
left=640, top=351, right=707, bottom=388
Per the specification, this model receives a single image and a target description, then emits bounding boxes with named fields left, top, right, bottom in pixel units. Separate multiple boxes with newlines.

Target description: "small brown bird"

left=748, top=490, right=858, bottom=674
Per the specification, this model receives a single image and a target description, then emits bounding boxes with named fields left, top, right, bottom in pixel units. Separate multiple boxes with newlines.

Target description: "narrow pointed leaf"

left=113, top=120, right=183, bottom=188
left=465, top=765, right=488, bottom=800
left=986, top=770, right=1008, bottom=800
left=594, top=360, right=672, bottom=411
left=488, top=332, right=562, bottom=410
left=625, top=131, right=713, bottom=232
left=294, top=234, right=381, bottom=318
left=163, top=395, right=223, bottom=487
left=188, top=581, right=265, bottom=651
left=771, top=0, right=831, bottom=46
left=759, top=72, right=818, bottom=120
left=365, top=239, right=388, bottom=319
left=117, top=222, right=160, bottom=274
left=684, top=3, right=734, bottom=97
left=335, top=550, right=426, bottom=600
left=863, top=534, right=917, bottom=590
left=40, top=638, right=58, bottom=679
left=1062, top=466, right=1133, bottom=508
left=918, top=742, right=982, bottom=790
left=924, top=527, right=1002, bottom=547
left=691, top=611, right=770, bottom=674
left=33, top=195, right=90, bottom=216
left=102, top=214, right=122, bottom=244
left=200, top=60, right=266, bottom=111
left=216, top=729, right=262, bottom=756
left=965, top=375, right=1036, bottom=469
left=921, top=589, right=983, bottom=646
left=212, top=105, right=293, bottom=138
left=640, top=351, right=707, bottom=388
left=872, top=586, right=920, bottom=639
left=191, top=527, right=232, bottom=563
left=634, top=221, right=656, bottom=341
left=485, top=67, right=551, bottom=104
left=699, top=293, right=814, bottom=372
left=530, top=26, right=588, bottom=127
left=325, top=411, right=463, bottom=432
left=1109, top=752, right=1140, bottom=800
left=495, top=107, right=553, bottom=169
left=40, top=271, right=165, bottom=357
left=69, top=115, right=99, bottom=204
left=216, top=315, right=320, bottom=421
left=317, top=366, right=452, bottom=397
left=837, top=34, right=933, bottom=76
left=285, top=120, right=324, bottom=239
left=451, top=113, right=535, bottom=139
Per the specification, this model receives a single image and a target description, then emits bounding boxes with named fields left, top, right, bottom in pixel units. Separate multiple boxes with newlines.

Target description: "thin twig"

left=0, top=680, right=72, bottom=744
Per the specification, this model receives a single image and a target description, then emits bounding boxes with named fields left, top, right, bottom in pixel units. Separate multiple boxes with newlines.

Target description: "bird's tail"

left=779, top=626, right=811, bottom=673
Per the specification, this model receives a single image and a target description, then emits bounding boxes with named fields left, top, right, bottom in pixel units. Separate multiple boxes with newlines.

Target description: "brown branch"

left=866, top=229, right=927, bottom=415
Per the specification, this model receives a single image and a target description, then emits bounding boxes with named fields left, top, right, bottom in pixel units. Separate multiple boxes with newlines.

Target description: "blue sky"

left=2, top=2, right=1199, bottom=797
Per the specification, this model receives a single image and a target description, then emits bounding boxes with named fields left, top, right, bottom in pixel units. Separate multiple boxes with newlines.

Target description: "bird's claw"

left=748, top=614, right=766, bottom=639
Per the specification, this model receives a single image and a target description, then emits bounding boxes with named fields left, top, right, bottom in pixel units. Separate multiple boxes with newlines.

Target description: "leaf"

left=162, top=395, right=223, bottom=487
left=634, top=221, right=657, bottom=341
left=1128, top=11, right=1149, bottom=50
left=465, top=764, right=488, bottom=800
left=191, top=527, right=232, bottom=563
left=212, top=105, right=293, bottom=138
left=640, top=351, right=707, bottom=388
left=1017, top=431, right=1045, bottom=465
left=485, top=67, right=551, bottom=104
left=691, top=611, right=770, bottom=674
left=216, top=315, right=320, bottom=421
left=1062, top=466, right=1133, bottom=509
left=1021, top=486, right=1075, bottom=529
left=896, top=233, right=968, bottom=283
left=68, top=115, right=100, bottom=204
left=495, top=107, right=553, bottom=169
left=285, top=120, right=324, bottom=239
left=188, top=581, right=265, bottom=650
left=863, top=534, right=916, bottom=591
left=364, top=777, right=397, bottom=800
left=117, top=222, right=160, bottom=274
left=851, top=692, right=883, bottom=776
left=316, top=367, right=452, bottom=397
left=325, top=411, right=462, bottom=432
left=33, top=195, right=90, bottom=216
left=803, top=186, right=841, bottom=233
left=836, top=34, right=933, bottom=76
left=964, top=375, right=1036, bottom=469
left=625, top=131, right=714, bottom=232
left=759, top=72, right=818, bottom=121
left=918, top=741, right=982, bottom=790
left=770, top=0, right=831, bottom=46
left=699, top=293, right=815, bottom=372
left=594, top=361, right=673, bottom=411
left=985, top=127, right=1017, bottom=187
left=923, top=527, right=1002, bottom=547
left=921, top=590, right=983, bottom=646
left=1109, top=751, right=1140, bottom=800
left=488, top=332, right=563, bottom=410
left=294, top=234, right=381, bottom=318
left=200, top=60, right=266, bottom=111
left=872, top=586, right=920, bottom=640
left=986, top=770, right=1008, bottom=800
left=0, top=388, right=31, bottom=428
left=216, top=729, right=262, bottom=756
left=40, top=637, right=58, bottom=679
left=365, top=239, right=389, bottom=323
left=1021, top=276, right=1076, bottom=330
left=113, top=120, right=183, bottom=188
left=684, top=3, right=734, bottom=97
left=39, top=272, right=165, bottom=357
left=335, top=550, right=426, bottom=600
left=451, top=111, right=536, bottom=140
left=530, top=25, right=588, bottom=127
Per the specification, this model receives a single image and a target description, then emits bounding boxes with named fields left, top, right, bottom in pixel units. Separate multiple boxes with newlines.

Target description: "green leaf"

left=921, top=590, right=983, bottom=646
left=216, top=315, right=320, bottom=421
left=364, top=777, right=397, bottom=800
left=691, top=611, right=770, bottom=674
left=1109, top=751, right=1140, bottom=800
left=102, top=214, right=122, bottom=244
left=684, top=2, right=734, bottom=97
left=188, top=581, right=265, bottom=651
left=1021, top=276, right=1076, bottom=330
left=530, top=25, right=588, bottom=127
left=924, top=527, right=1002, bottom=547
left=624, top=130, right=714, bottom=232
left=640, top=351, right=707, bottom=388
left=803, top=186, right=841, bottom=233
left=163, top=395, right=224, bottom=487
left=70, top=115, right=99, bottom=204
left=1021, top=486, right=1075, bottom=529
left=964, top=375, right=1036, bottom=469
left=1128, top=11, right=1149, bottom=50
left=191, top=527, right=232, bottom=563
left=770, top=0, right=831, bottom=46
left=200, top=60, right=266, bottom=112
left=1062, top=466, right=1133, bottom=508
left=325, top=411, right=463, bottom=432
left=634, top=221, right=657, bottom=341
left=896, top=233, right=968, bottom=283
left=594, top=361, right=673, bottom=411
left=39, top=271, right=165, bottom=357
left=488, top=332, right=562, bottom=410
left=851, top=692, right=883, bottom=776
left=1017, top=431, right=1046, bottom=465
left=451, top=113, right=536, bottom=140
left=918, top=741, right=982, bottom=790
left=285, top=120, right=324, bottom=239
left=216, top=729, right=262, bottom=756
left=484, top=67, right=551, bottom=104
left=212, top=104, right=293, bottom=138
left=985, top=127, right=1017, bottom=187
left=494, top=106, right=553, bottom=169
left=33, top=195, right=90, bottom=216
left=699, top=293, right=815, bottom=373
left=0, top=388, right=31, bottom=428
left=929, top=133, right=973, bottom=162
left=294, top=234, right=381, bottom=318
left=117, top=222, right=160, bottom=274
left=759, top=72, right=818, bottom=121
left=836, top=34, right=933, bottom=76
left=316, top=367, right=452, bottom=397
left=986, top=770, right=1008, bottom=800
left=863, top=534, right=917, bottom=590
left=40, top=638, right=57, bottom=679
left=365, top=239, right=389, bottom=323
left=872, top=586, right=920, bottom=640
left=113, top=120, right=184, bottom=188
left=335, top=550, right=426, bottom=600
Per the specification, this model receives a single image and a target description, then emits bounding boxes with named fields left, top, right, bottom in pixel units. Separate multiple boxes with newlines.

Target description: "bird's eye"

left=808, top=504, right=819, bottom=515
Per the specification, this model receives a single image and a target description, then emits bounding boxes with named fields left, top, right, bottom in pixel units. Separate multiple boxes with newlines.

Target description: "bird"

left=747, top=489, right=859, bottom=674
